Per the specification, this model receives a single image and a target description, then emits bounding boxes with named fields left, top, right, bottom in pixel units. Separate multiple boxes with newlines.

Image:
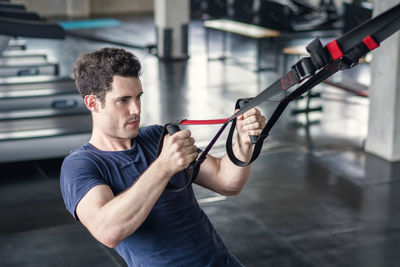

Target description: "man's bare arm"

left=75, top=130, right=197, bottom=248
left=194, top=108, right=265, bottom=195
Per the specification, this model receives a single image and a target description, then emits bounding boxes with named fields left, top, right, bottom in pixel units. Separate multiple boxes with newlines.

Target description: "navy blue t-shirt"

left=60, top=125, right=243, bottom=267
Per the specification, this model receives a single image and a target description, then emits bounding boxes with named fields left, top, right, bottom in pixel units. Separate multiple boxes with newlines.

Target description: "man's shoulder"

left=62, top=143, right=98, bottom=168
left=65, top=142, right=92, bottom=158
left=138, top=124, right=163, bottom=139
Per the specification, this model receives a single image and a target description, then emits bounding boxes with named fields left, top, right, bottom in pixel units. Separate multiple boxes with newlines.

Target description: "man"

left=60, top=47, right=266, bottom=266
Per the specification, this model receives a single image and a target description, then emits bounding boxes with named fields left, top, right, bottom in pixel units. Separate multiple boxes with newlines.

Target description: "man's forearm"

left=217, top=136, right=253, bottom=195
left=195, top=108, right=265, bottom=195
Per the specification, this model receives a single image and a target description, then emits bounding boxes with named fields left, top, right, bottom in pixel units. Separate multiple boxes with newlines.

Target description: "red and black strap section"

left=156, top=98, right=269, bottom=192
left=324, top=2, right=400, bottom=63
left=306, top=38, right=330, bottom=69
left=335, top=3, right=399, bottom=54
left=326, top=35, right=380, bottom=65
left=280, top=37, right=331, bottom=91
left=326, top=40, right=344, bottom=61
left=156, top=3, right=400, bottom=193
left=180, top=118, right=228, bottom=125
left=232, top=37, right=330, bottom=121
left=363, top=36, right=380, bottom=51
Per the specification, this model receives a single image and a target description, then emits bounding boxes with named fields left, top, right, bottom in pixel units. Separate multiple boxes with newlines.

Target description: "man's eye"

left=119, top=98, right=128, bottom=103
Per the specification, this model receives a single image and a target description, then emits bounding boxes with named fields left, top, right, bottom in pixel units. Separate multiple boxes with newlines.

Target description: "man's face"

left=96, top=75, right=143, bottom=140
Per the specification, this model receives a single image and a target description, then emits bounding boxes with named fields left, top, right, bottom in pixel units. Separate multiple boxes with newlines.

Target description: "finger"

left=163, top=133, right=174, bottom=146
left=240, top=115, right=266, bottom=128
left=172, top=129, right=191, bottom=139
left=177, top=136, right=195, bottom=147
left=242, top=108, right=261, bottom=119
left=189, top=150, right=198, bottom=160
left=241, top=114, right=262, bottom=124
left=191, top=151, right=199, bottom=162
left=246, top=129, right=263, bottom=136
left=181, top=144, right=197, bottom=154
left=169, top=130, right=191, bottom=144
left=181, top=150, right=198, bottom=167
left=188, top=137, right=195, bottom=146
left=185, top=137, right=196, bottom=149
left=172, top=139, right=195, bottom=154
left=242, top=121, right=264, bottom=132
left=234, top=108, right=244, bottom=120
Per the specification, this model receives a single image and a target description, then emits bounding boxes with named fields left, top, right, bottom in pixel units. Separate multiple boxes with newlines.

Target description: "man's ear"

left=84, top=95, right=99, bottom=112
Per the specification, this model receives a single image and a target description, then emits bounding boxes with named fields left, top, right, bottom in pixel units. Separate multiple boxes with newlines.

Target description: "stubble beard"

left=124, top=115, right=140, bottom=139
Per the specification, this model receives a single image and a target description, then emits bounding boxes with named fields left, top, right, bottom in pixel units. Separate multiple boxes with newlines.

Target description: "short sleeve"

left=60, top=154, right=106, bottom=220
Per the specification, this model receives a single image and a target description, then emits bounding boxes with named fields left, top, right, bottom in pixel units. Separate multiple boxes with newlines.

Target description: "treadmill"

left=4, top=39, right=27, bottom=51
left=0, top=3, right=26, bottom=11
left=0, top=56, right=59, bottom=76
left=0, top=74, right=92, bottom=163
left=0, top=11, right=92, bottom=163
left=2, top=48, right=48, bottom=61
left=0, top=10, right=59, bottom=76
left=0, top=113, right=92, bottom=163
left=0, top=75, right=87, bottom=121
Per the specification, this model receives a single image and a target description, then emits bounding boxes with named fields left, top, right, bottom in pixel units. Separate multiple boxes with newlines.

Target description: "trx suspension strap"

left=157, top=3, right=400, bottom=192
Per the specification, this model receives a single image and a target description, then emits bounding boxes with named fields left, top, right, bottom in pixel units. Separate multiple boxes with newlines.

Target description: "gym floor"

left=1, top=14, right=400, bottom=267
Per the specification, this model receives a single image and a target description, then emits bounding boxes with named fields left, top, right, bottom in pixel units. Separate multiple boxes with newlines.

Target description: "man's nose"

left=129, top=100, right=140, bottom=115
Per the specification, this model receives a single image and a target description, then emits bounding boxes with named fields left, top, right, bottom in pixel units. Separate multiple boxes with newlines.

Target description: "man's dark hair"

left=74, top=47, right=142, bottom=105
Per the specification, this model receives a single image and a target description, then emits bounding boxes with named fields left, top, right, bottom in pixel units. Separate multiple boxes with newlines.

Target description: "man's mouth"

left=127, top=120, right=139, bottom=125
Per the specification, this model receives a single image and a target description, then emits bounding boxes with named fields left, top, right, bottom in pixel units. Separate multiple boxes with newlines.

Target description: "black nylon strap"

left=306, top=38, right=330, bottom=69
left=335, top=3, right=400, bottom=53
left=231, top=39, right=328, bottom=120
left=155, top=125, right=168, bottom=158
left=156, top=2, right=400, bottom=192
left=225, top=99, right=267, bottom=167
left=234, top=3, right=400, bottom=120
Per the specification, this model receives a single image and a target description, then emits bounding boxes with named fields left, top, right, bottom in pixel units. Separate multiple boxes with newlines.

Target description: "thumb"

left=235, top=109, right=244, bottom=120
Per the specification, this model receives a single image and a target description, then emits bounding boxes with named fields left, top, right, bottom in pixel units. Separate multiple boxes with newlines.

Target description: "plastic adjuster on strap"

left=292, top=57, right=316, bottom=81
left=306, top=37, right=330, bottom=69
left=363, top=36, right=380, bottom=51
left=326, top=40, right=344, bottom=61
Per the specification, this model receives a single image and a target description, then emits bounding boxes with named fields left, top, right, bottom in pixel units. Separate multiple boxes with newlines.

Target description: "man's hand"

left=158, top=130, right=198, bottom=174
left=236, top=108, right=266, bottom=145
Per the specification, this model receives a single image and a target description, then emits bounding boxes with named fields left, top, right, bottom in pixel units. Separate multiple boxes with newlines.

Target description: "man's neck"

left=89, top=133, right=132, bottom=151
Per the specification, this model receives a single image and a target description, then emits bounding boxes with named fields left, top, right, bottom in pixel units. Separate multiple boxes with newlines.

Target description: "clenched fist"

left=157, top=130, right=198, bottom=174
left=236, top=108, right=266, bottom=145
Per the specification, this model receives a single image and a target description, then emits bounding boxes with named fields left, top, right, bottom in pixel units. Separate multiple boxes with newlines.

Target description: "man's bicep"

left=76, top=184, right=114, bottom=226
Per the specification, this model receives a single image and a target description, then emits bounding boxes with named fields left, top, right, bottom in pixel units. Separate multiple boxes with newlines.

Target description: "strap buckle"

left=306, top=37, right=330, bottom=69
left=292, top=57, right=316, bottom=81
